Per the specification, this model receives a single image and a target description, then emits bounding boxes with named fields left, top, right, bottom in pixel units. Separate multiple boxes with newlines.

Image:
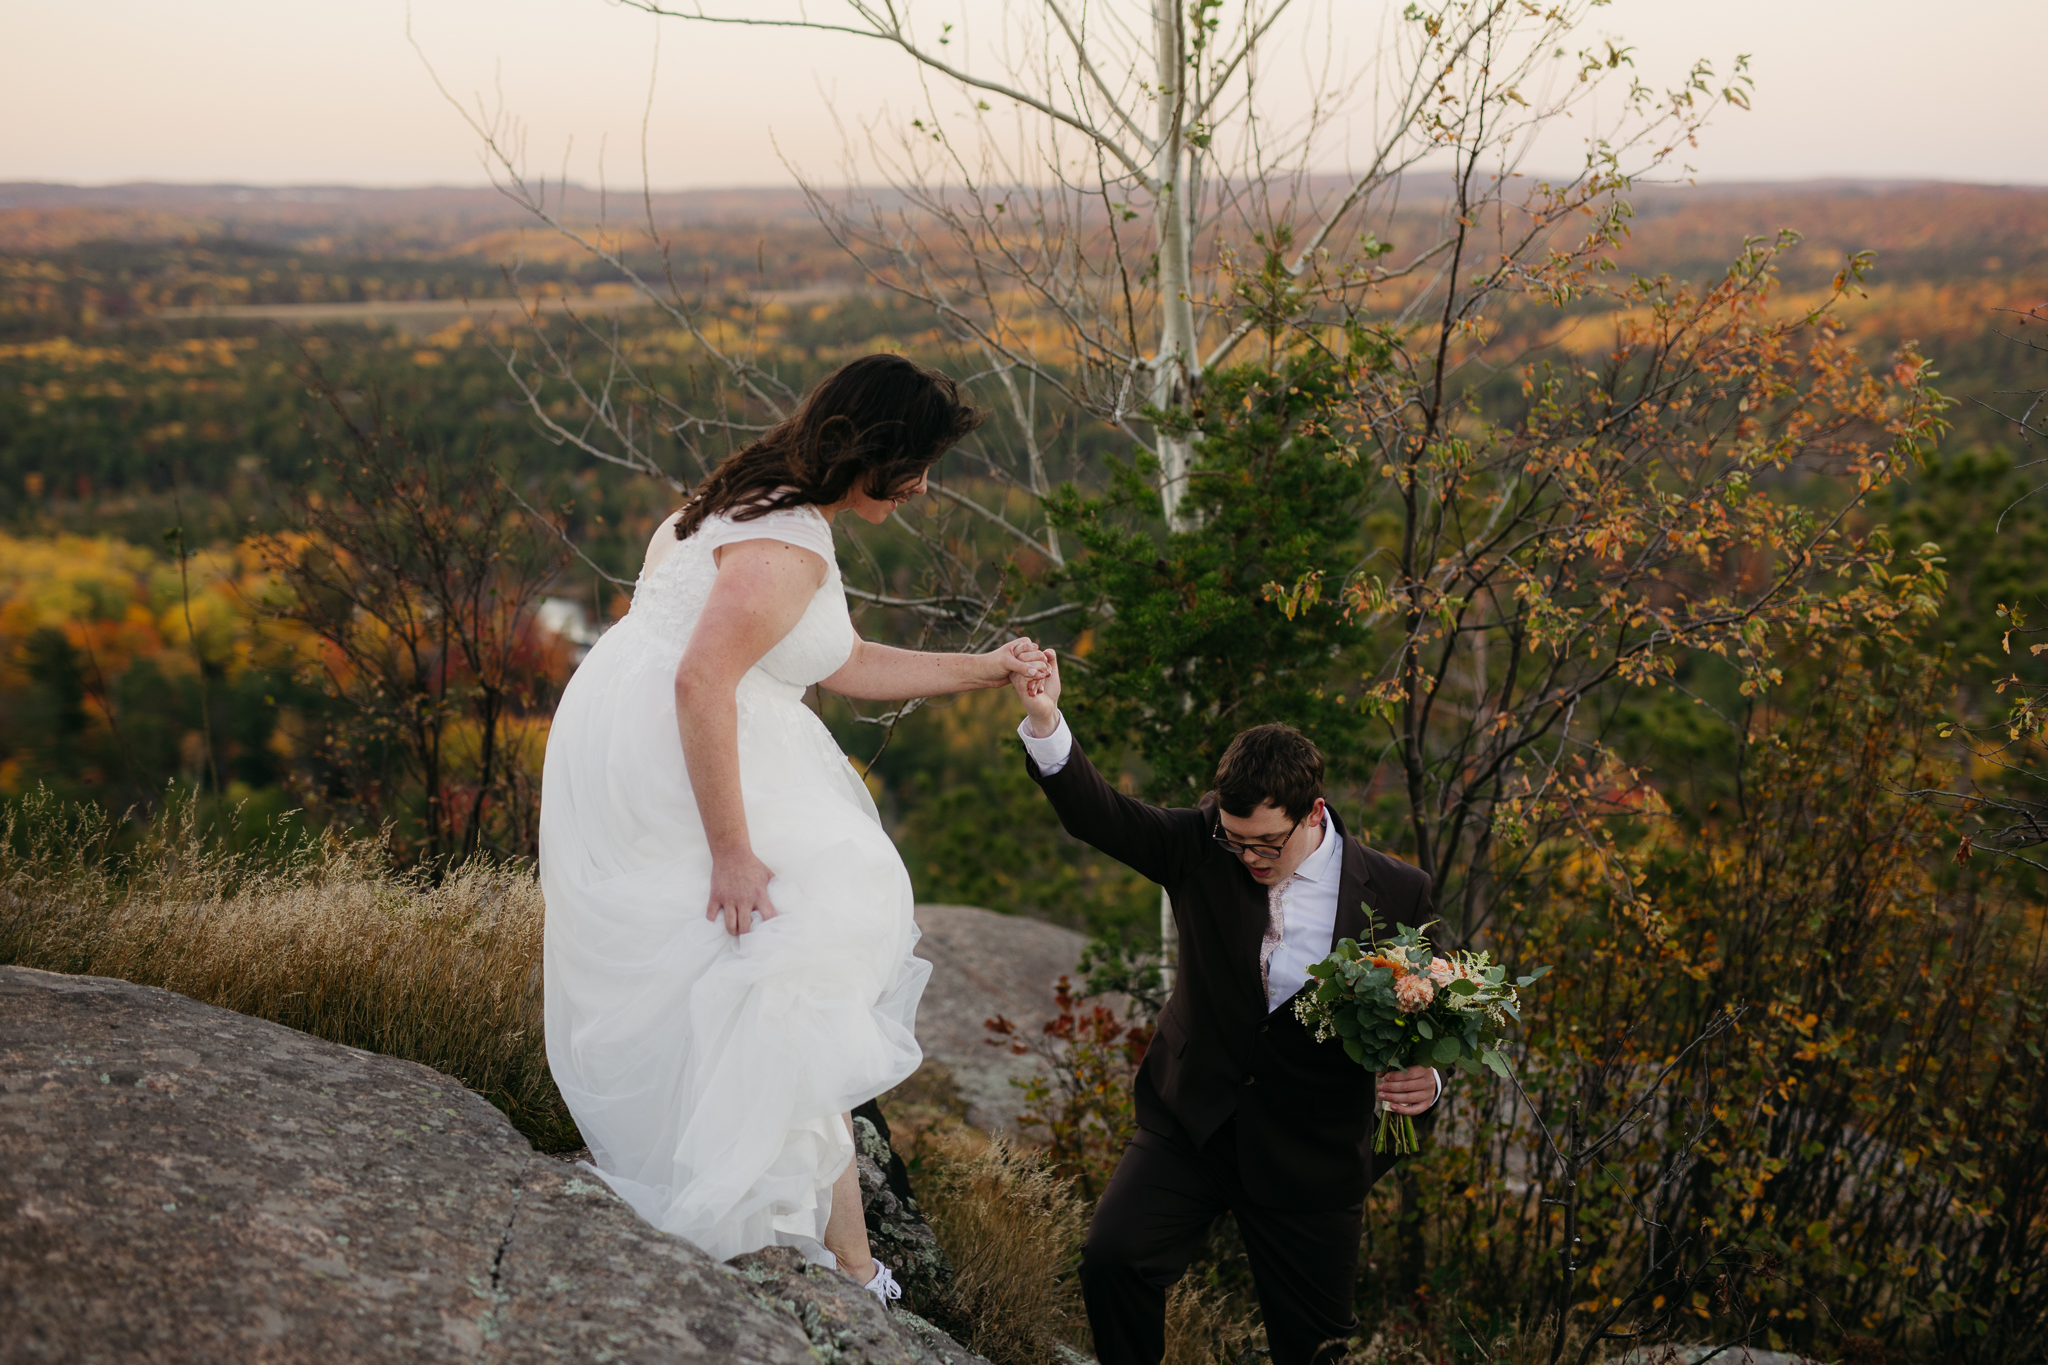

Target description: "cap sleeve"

left=692, top=504, right=836, bottom=564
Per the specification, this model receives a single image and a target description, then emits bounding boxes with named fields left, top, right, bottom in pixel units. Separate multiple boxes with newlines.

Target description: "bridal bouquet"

left=1295, top=922, right=1550, bottom=1154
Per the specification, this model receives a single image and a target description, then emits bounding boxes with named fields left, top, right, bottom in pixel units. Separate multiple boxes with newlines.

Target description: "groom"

left=1010, top=650, right=1440, bottom=1365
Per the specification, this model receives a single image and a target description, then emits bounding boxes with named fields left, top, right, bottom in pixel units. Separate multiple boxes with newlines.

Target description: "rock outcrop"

left=0, top=966, right=994, bottom=1365
left=910, top=905, right=1092, bottom=1131
left=730, top=1247, right=988, bottom=1365
left=851, top=1104, right=951, bottom=1308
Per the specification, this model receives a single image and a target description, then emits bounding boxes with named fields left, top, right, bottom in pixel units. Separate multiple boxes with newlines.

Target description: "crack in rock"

left=469, top=1178, right=524, bottom=1362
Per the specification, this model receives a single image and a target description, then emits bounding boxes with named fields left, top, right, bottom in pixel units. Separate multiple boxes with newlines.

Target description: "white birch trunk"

left=1149, top=0, right=1201, bottom=987
left=1151, top=0, right=1200, bottom=541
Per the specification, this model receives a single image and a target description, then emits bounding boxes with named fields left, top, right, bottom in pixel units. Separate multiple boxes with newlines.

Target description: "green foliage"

left=892, top=747, right=1159, bottom=937
left=1014, top=238, right=2028, bottom=1359
left=1881, top=446, right=2048, bottom=675
left=1072, top=932, right=1168, bottom=1025
left=1876, top=441, right=2048, bottom=876
left=1047, top=361, right=1371, bottom=804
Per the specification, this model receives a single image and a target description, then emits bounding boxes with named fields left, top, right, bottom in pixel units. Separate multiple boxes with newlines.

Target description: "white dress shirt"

left=1017, top=710, right=1441, bottom=1103
left=1017, top=711, right=1078, bottom=775
left=1260, top=812, right=1344, bottom=1012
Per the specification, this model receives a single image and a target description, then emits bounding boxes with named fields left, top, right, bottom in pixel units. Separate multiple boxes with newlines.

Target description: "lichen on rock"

left=728, top=1244, right=998, bottom=1365
left=853, top=1099, right=955, bottom=1311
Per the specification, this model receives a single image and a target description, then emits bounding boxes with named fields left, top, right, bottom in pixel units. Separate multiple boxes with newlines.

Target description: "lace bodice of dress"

left=627, top=505, right=857, bottom=696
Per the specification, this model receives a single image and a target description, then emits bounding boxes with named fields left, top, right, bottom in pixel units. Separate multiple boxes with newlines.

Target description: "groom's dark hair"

left=1213, top=723, right=1324, bottom=821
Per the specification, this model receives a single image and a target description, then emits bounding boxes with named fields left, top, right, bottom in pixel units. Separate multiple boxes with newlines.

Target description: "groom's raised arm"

left=1010, top=646, right=1199, bottom=886
left=1018, top=714, right=1199, bottom=889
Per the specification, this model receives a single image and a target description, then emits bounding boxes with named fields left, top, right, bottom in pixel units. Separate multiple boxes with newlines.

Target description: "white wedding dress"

left=539, top=503, right=928, bottom=1266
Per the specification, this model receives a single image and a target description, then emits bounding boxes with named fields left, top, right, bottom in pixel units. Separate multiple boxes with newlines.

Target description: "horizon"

left=5, top=1, right=2045, bottom=190
left=11, top=173, right=2047, bottom=196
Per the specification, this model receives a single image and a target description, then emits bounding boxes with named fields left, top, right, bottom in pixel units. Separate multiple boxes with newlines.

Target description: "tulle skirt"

left=538, top=617, right=928, bottom=1265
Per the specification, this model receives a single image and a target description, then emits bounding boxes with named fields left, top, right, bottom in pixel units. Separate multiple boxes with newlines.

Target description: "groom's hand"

left=1011, top=646, right=1062, bottom=737
left=1377, top=1065, right=1438, bottom=1116
left=983, top=636, right=1051, bottom=691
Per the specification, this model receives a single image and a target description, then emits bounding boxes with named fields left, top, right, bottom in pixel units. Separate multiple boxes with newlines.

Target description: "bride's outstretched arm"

left=821, top=636, right=1048, bottom=702
left=675, top=538, right=830, bottom=935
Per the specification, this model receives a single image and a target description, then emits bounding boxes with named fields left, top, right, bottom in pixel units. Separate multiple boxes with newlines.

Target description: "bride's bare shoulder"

left=642, top=511, right=687, bottom=578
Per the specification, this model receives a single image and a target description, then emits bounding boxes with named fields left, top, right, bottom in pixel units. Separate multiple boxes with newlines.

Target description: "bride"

left=540, top=354, right=1045, bottom=1301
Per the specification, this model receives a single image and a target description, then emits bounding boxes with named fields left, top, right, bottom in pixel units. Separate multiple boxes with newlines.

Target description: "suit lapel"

left=1200, top=795, right=1275, bottom=1009
left=1329, top=807, right=1378, bottom=950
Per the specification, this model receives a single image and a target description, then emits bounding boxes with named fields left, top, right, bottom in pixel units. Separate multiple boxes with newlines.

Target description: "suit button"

left=1244, top=1074, right=1257, bottom=1086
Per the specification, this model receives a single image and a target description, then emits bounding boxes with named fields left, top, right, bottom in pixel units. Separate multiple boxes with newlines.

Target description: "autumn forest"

left=5, top=164, right=2048, bottom=1362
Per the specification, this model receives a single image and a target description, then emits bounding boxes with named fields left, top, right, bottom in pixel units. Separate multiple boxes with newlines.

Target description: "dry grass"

left=1337, top=1312, right=1600, bottom=1365
left=0, top=790, right=575, bottom=1150
left=913, top=1124, right=1093, bottom=1365
left=889, top=1065, right=1270, bottom=1365
left=1162, top=1277, right=1265, bottom=1365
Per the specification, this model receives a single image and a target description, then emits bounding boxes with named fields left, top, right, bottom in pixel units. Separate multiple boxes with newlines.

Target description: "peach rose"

left=1427, top=957, right=1456, bottom=986
left=1394, top=972, right=1436, bottom=1013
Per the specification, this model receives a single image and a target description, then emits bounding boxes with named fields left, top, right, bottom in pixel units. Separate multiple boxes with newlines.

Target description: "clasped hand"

left=706, top=848, right=779, bottom=937
left=1010, top=643, right=1062, bottom=736
left=985, top=636, right=1052, bottom=691
left=1376, top=1064, right=1437, bottom=1116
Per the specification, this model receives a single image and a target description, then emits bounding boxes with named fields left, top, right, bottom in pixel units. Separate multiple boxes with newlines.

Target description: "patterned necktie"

left=1259, top=878, right=1289, bottom=1005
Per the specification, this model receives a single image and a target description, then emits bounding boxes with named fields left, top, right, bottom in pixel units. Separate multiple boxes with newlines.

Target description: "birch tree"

left=447, top=0, right=1756, bottom=552
left=618, top=0, right=1747, bottom=532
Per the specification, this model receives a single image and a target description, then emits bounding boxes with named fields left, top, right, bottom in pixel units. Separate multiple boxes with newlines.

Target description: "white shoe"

left=861, top=1259, right=903, bottom=1309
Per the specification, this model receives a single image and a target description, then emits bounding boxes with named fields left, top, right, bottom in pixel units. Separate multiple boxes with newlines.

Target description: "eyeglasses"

left=1213, top=814, right=1304, bottom=861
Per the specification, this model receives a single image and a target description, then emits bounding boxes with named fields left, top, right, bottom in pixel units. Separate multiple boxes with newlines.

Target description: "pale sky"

left=4, top=0, right=2043, bottom=189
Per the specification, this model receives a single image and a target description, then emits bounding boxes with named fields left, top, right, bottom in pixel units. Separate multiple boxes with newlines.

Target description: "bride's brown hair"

left=673, top=354, right=983, bottom=540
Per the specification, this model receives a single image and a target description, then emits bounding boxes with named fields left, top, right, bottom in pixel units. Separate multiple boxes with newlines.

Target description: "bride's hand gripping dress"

left=539, top=498, right=1041, bottom=1271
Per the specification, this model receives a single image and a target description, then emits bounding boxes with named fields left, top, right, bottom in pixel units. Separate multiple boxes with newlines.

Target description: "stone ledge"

left=0, top=965, right=1000, bottom=1365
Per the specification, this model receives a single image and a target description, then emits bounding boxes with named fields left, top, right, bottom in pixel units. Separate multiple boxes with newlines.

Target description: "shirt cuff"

left=1017, top=711, right=1073, bottom=775
left=1431, top=1068, right=1443, bottom=1105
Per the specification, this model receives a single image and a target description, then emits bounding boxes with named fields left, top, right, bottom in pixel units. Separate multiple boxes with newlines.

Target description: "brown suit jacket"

left=1028, top=737, right=1436, bottom=1209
